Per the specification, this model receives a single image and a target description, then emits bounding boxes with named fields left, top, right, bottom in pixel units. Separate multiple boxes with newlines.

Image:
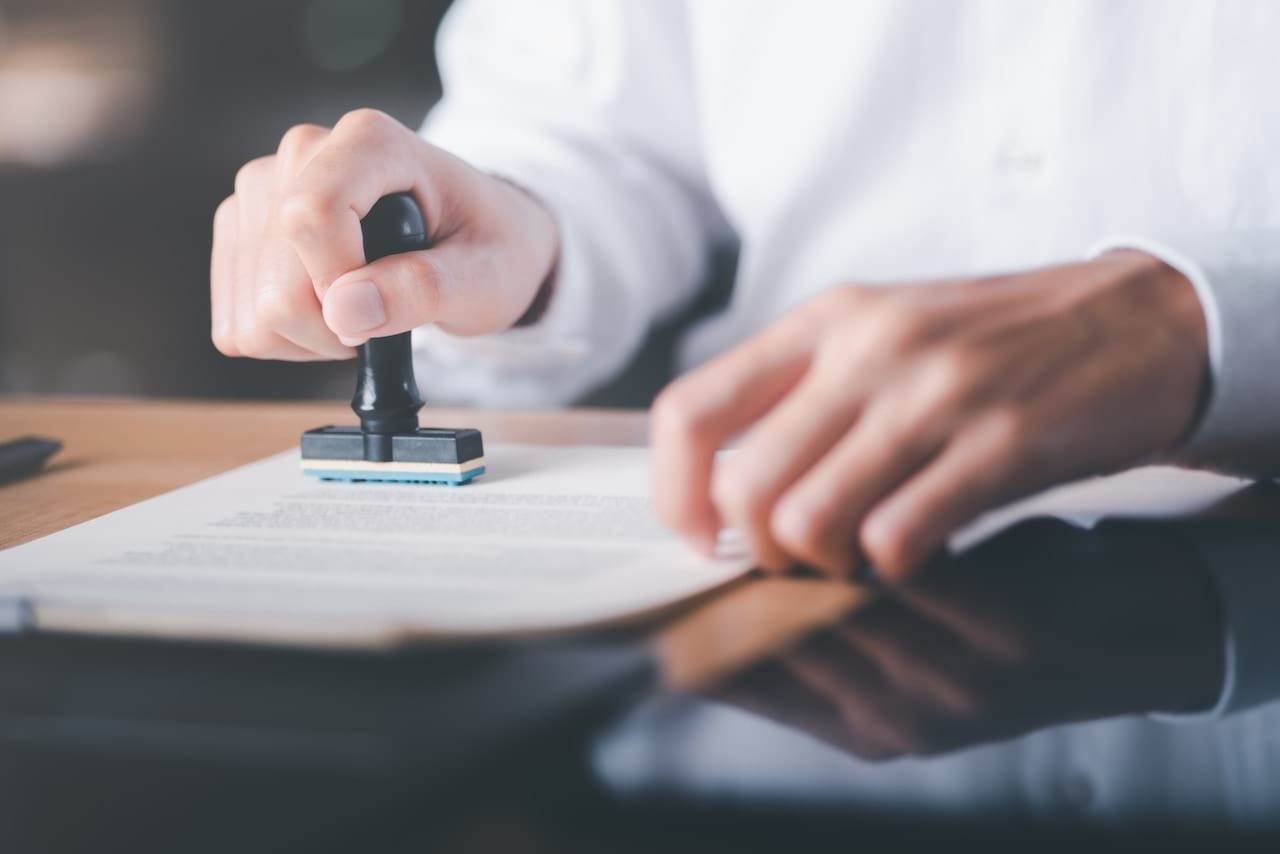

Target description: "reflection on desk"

left=596, top=519, right=1279, bottom=828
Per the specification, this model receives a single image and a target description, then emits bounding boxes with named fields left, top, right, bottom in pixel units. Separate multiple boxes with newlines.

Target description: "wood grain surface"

left=0, top=397, right=648, bottom=549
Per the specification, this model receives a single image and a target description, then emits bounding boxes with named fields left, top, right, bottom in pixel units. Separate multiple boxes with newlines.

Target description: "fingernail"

left=327, top=281, right=386, bottom=334
left=714, top=527, right=748, bottom=560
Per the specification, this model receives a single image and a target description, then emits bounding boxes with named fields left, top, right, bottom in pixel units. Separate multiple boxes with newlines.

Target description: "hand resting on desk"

left=651, top=256, right=1209, bottom=578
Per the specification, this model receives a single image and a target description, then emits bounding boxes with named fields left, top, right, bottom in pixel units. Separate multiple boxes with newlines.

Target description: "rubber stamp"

left=300, top=192, right=485, bottom=485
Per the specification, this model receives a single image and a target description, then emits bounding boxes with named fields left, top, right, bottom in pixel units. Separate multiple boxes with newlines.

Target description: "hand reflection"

left=712, top=519, right=1225, bottom=760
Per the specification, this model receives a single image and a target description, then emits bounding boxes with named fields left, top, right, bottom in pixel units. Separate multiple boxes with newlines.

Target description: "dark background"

left=2, top=0, right=699, bottom=406
left=0, top=0, right=453, bottom=400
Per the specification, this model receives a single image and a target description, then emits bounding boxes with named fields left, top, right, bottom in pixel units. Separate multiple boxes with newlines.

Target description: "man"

left=212, top=1, right=1280, bottom=715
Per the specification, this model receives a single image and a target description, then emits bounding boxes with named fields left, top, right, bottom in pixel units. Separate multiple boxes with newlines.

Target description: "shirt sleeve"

left=411, top=0, right=724, bottom=407
left=1090, top=234, right=1280, bottom=479
left=1153, top=529, right=1280, bottom=721
left=1087, top=235, right=1280, bottom=721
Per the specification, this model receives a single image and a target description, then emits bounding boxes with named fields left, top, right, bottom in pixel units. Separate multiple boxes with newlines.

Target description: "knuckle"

left=829, top=285, right=873, bottom=312
left=861, top=521, right=913, bottom=578
left=337, top=107, right=396, bottom=138
left=913, top=347, right=984, bottom=415
left=981, top=407, right=1035, bottom=459
left=213, top=195, right=237, bottom=231
left=796, top=286, right=867, bottom=329
left=399, top=253, right=443, bottom=316
left=962, top=407, right=1044, bottom=483
left=771, top=497, right=834, bottom=559
left=814, top=321, right=858, bottom=361
left=254, top=286, right=303, bottom=331
left=233, top=156, right=273, bottom=196
left=398, top=249, right=432, bottom=278
left=869, top=303, right=930, bottom=356
left=234, top=320, right=276, bottom=358
left=923, top=347, right=975, bottom=394
left=652, top=384, right=714, bottom=443
left=211, top=328, right=239, bottom=357
left=280, top=190, right=339, bottom=239
left=810, top=339, right=866, bottom=393
left=277, top=123, right=327, bottom=160
left=402, top=251, right=443, bottom=291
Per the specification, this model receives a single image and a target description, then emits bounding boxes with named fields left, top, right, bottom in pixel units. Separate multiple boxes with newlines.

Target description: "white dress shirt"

left=414, top=0, right=1280, bottom=721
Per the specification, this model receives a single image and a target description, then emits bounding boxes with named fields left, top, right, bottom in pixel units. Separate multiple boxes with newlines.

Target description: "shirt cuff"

left=410, top=158, right=600, bottom=407
left=1152, top=529, right=1280, bottom=722
left=1089, top=234, right=1280, bottom=477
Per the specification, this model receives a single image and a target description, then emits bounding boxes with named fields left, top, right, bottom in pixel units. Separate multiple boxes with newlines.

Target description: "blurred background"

left=1, top=0, right=710, bottom=410
left=0, top=0, right=459, bottom=401
left=0, top=0, right=735, bottom=407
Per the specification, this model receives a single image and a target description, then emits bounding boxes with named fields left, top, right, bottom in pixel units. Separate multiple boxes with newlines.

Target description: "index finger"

left=279, top=109, right=439, bottom=297
left=650, top=311, right=817, bottom=553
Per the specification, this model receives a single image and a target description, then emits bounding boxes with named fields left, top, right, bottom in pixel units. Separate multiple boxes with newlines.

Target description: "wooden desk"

left=0, top=398, right=651, bottom=550
left=0, top=396, right=862, bottom=690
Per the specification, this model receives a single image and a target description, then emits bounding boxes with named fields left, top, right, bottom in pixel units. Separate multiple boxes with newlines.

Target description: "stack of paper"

left=0, top=445, right=752, bottom=645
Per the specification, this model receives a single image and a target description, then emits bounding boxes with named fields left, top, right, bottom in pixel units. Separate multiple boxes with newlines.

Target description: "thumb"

left=322, top=251, right=441, bottom=344
left=321, top=246, right=532, bottom=344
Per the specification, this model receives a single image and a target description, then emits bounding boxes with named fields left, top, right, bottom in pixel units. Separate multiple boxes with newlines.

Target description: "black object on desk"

left=0, top=436, right=62, bottom=484
left=300, top=192, right=485, bottom=485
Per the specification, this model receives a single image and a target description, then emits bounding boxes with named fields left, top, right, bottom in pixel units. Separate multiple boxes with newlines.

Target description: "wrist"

left=1101, top=249, right=1207, bottom=344
left=490, top=173, right=560, bottom=328
left=514, top=266, right=556, bottom=327
left=1102, top=249, right=1212, bottom=453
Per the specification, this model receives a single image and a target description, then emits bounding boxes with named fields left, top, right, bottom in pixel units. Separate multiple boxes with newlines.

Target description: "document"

left=0, top=445, right=752, bottom=645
